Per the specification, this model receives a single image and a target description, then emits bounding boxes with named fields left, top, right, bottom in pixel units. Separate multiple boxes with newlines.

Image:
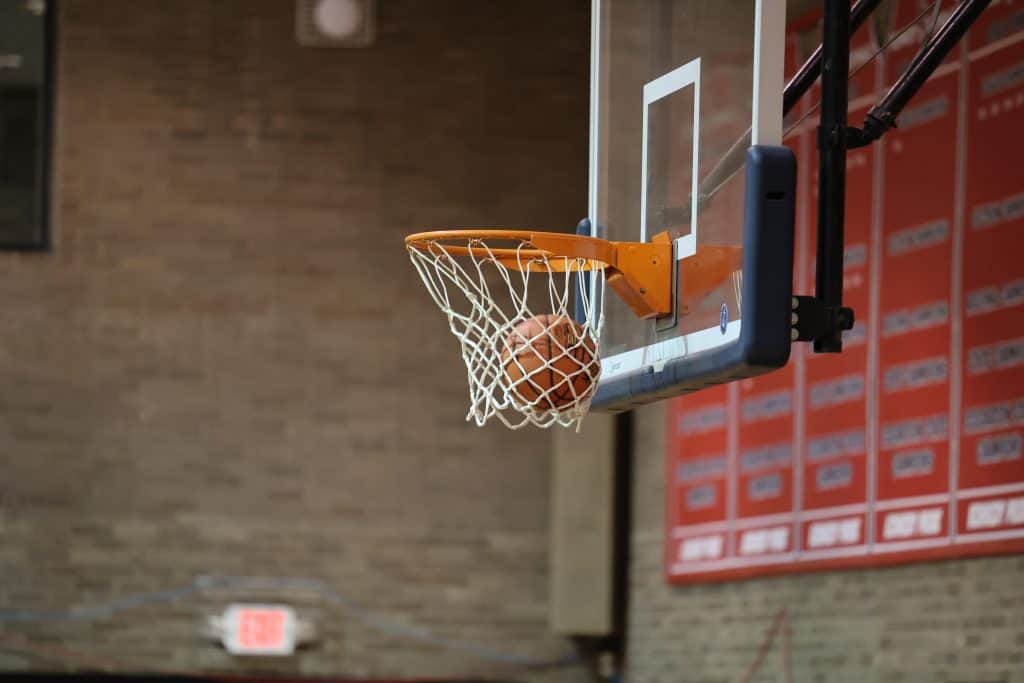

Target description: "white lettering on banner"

left=967, top=500, right=1007, bottom=530
left=966, top=287, right=1000, bottom=316
left=844, top=321, right=868, bottom=347
left=843, top=271, right=866, bottom=293
left=964, top=498, right=1024, bottom=531
left=808, top=517, right=862, bottom=548
left=740, top=530, right=766, bottom=555
left=808, top=521, right=838, bottom=548
left=882, top=508, right=944, bottom=541
left=679, top=405, right=727, bottom=435
left=967, top=337, right=1024, bottom=375
left=844, top=243, right=867, bottom=268
left=888, top=219, right=949, bottom=256
left=897, top=96, right=949, bottom=129
left=816, top=462, right=853, bottom=491
left=882, top=300, right=949, bottom=338
left=771, top=527, right=789, bottom=551
left=741, top=390, right=793, bottom=422
left=977, top=433, right=1022, bottom=466
left=1005, top=279, right=1024, bottom=308
left=982, top=61, right=1024, bottom=97
left=1009, top=499, right=1024, bottom=525
left=986, top=11, right=1024, bottom=42
left=972, top=191, right=1024, bottom=230
left=839, top=517, right=862, bottom=544
left=892, top=449, right=935, bottom=479
left=678, top=456, right=726, bottom=481
left=809, top=374, right=864, bottom=409
left=964, top=398, right=1024, bottom=434
left=979, top=96, right=1017, bottom=122
left=884, top=310, right=912, bottom=337
left=918, top=509, right=943, bottom=536
left=883, top=357, right=948, bottom=393
left=679, top=535, right=724, bottom=562
left=906, top=358, right=949, bottom=387
left=881, top=414, right=948, bottom=449
left=808, top=429, right=865, bottom=462
left=740, top=526, right=789, bottom=555
left=884, top=512, right=917, bottom=539
left=741, top=443, right=792, bottom=473
left=966, top=279, right=1024, bottom=316
left=749, top=473, right=782, bottom=500
left=685, top=485, right=716, bottom=510
left=969, top=346, right=993, bottom=375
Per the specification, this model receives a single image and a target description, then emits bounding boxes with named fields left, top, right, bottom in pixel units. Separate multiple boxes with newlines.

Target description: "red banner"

left=666, top=4, right=1024, bottom=583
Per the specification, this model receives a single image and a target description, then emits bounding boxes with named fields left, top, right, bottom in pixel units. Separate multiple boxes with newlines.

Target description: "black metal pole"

left=783, top=0, right=885, bottom=114
left=815, top=0, right=853, bottom=353
left=852, top=0, right=993, bottom=146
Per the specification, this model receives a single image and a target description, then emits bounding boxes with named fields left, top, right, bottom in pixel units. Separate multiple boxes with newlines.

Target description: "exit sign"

left=222, top=604, right=297, bottom=656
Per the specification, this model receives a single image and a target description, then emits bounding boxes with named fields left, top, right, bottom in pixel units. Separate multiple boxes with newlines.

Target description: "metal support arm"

left=846, top=0, right=992, bottom=148
left=793, top=0, right=991, bottom=352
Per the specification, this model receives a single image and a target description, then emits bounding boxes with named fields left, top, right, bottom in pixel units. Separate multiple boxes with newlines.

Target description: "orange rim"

left=404, top=229, right=617, bottom=266
left=406, top=229, right=676, bottom=318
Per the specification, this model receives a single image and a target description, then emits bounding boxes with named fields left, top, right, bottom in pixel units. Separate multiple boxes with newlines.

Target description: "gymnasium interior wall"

left=0, top=1, right=591, bottom=678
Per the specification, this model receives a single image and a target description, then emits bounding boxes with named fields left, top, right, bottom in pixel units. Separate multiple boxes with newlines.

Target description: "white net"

left=407, top=234, right=604, bottom=430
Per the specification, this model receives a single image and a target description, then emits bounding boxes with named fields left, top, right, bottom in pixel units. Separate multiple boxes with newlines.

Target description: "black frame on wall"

left=0, top=0, right=56, bottom=251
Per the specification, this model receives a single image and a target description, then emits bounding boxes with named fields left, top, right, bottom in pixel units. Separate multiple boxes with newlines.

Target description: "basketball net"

left=407, top=236, right=603, bottom=430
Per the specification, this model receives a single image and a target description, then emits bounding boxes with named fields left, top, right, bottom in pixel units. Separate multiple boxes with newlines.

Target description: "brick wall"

left=0, top=1, right=590, bottom=678
left=627, top=402, right=1024, bottom=683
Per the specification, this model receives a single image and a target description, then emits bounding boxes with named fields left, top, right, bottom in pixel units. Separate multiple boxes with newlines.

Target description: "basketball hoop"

left=405, top=229, right=672, bottom=429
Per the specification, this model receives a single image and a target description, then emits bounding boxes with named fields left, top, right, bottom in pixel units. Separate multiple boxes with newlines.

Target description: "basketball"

left=500, top=314, right=600, bottom=411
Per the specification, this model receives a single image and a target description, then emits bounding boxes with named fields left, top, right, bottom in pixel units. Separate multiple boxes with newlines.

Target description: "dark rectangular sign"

left=0, top=0, right=55, bottom=249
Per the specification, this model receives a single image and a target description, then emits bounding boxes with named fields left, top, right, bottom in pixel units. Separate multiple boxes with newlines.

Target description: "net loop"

left=407, top=232, right=605, bottom=430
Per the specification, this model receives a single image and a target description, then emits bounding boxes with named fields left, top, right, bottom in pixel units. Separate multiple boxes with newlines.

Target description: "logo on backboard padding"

left=719, top=304, right=728, bottom=334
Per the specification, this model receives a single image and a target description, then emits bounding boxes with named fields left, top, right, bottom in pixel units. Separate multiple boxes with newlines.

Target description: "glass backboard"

left=590, top=0, right=797, bottom=410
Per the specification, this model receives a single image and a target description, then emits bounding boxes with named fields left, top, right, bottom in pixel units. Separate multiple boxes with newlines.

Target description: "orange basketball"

left=500, top=314, right=600, bottom=411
